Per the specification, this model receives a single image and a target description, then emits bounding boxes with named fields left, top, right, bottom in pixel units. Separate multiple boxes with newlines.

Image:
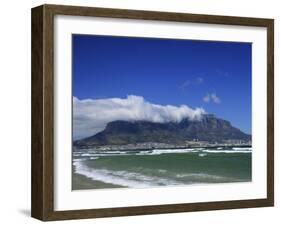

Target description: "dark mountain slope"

left=74, top=114, right=251, bottom=147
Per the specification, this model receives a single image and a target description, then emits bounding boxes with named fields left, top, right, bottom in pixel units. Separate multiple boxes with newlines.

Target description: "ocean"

left=72, top=147, right=252, bottom=190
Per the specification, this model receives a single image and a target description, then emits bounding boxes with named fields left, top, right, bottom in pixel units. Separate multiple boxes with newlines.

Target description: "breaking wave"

left=73, top=160, right=182, bottom=188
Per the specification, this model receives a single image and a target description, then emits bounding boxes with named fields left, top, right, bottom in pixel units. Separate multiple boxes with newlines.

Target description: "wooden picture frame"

left=31, top=4, right=274, bottom=221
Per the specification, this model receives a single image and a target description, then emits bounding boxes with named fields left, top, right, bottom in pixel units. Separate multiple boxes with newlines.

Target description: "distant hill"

left=74, top=114, right=251, bottom=147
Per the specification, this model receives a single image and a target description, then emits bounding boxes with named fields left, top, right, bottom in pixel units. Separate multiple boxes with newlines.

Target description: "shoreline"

left=72, top=165, right=125, bottom=190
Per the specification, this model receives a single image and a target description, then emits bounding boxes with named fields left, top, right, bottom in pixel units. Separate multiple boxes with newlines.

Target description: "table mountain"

left=74, top=114, right=251, bottom=147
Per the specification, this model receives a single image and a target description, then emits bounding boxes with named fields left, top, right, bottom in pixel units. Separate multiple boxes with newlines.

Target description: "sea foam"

left=73, top=160, right=182, bottom=188
left=73, top=147, right=252, bottom=159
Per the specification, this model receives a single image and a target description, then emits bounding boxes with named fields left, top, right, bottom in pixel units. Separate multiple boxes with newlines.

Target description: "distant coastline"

left=73, top=141, right=251, bottom=153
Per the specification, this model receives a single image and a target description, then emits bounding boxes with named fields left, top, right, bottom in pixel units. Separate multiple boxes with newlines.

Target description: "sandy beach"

left=72, top=168, right=124, bottom=190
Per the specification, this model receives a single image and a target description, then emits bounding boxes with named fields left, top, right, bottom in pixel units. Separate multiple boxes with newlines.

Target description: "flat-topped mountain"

left=74, top=114, right=251, bottom=147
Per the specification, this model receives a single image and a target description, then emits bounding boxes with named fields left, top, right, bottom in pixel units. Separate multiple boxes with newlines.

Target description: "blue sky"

left=72, top=34, right=252, bottom=134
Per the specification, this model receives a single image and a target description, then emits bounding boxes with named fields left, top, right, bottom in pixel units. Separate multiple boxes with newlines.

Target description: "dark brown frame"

left=31, top=4, right=274, bottom=221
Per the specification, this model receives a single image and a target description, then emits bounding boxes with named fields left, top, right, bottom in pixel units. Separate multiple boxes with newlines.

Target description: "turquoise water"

left=73, top=147, right=252, bottom=189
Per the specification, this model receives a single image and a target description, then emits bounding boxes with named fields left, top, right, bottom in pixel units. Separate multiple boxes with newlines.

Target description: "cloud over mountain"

left=73, top=95, right=205, bottom=139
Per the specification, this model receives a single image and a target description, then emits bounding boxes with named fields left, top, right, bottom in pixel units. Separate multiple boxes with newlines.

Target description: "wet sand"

left=72, top=169, right=124, bottom=190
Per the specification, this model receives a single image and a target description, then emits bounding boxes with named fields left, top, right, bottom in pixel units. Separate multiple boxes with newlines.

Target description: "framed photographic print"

left=31, top=4, right=274, bottom=221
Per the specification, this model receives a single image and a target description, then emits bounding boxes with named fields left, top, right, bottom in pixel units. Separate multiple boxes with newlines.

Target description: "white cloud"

left=180, top=77, right=204, bottom=90
left=211, top=93, right=221, bottom=104
left=203, top=93, right=221, bottom=104
left=73, top=95, right=206, bottom=139
left=203, top=94, right=211, bottom=103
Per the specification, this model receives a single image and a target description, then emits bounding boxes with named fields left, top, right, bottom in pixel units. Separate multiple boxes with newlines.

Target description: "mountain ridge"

left=74, top=114, right=251, bottom=147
